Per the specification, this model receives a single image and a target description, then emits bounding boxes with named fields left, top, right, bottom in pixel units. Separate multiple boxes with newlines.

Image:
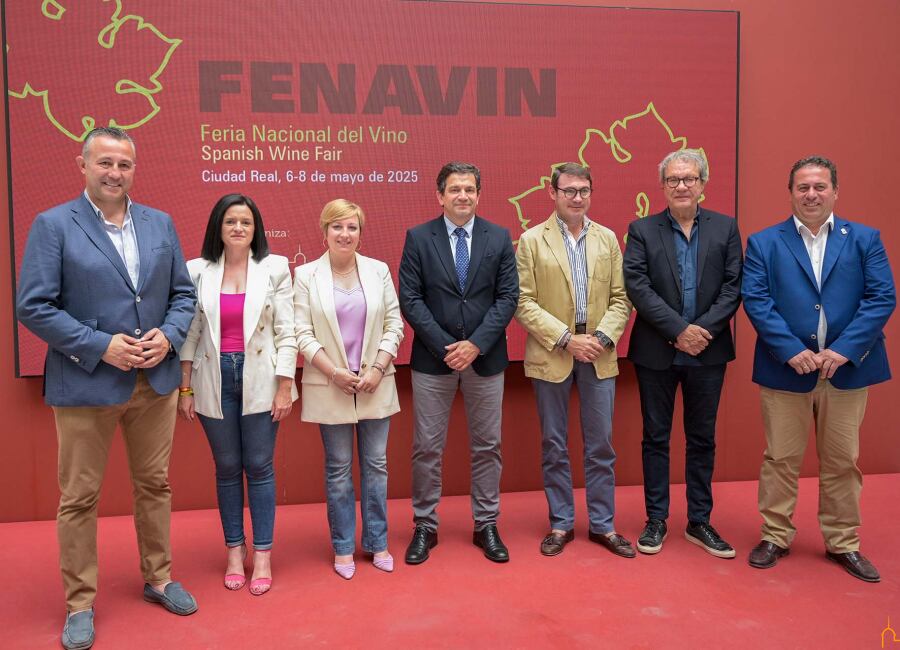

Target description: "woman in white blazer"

left=294, top=199, right=404, bottom=579
left=177, top=194, right=298, bottom=596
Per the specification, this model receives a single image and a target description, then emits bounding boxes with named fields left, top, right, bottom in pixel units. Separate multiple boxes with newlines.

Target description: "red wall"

left=2, top=0, right=898, bottom=522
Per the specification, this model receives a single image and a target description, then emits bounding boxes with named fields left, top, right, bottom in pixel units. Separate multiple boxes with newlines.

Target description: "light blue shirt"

left=444, top=215, right=474, bottom=262
left=84, top=191, right=140, bottom=288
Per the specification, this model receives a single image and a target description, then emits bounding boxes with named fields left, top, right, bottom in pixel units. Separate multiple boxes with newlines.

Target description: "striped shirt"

left=556, top=214, right=589, bottom=326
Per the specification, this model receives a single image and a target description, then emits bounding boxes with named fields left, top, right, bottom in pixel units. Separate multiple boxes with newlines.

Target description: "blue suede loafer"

left=142, top=582, right=198, bottom=616
left=62, top=609, right=94, bottom=650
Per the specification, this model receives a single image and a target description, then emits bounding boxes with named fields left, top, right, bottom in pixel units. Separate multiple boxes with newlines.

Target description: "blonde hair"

left=319, top=199, right=365, bottom=235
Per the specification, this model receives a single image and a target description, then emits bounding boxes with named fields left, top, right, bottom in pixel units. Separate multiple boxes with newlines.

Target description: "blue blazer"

left=742, top=215, right=895, bottom=392
left=398, top=215, right=519, bottom=376
left=16, top=195, right=196, bottom=406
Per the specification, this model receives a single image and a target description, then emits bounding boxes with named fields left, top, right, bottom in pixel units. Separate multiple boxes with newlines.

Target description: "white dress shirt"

left=793, top=213, right=833, bottom=351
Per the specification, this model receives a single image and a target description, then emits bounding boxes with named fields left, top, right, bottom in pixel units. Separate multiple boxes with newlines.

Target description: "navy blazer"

left=742, top=215, right=895, bottom=392
left=16, top=195, right=196, bottom=406
left=398, top=215, right=519, bottom=376
left=624, top=207, right=743, bottom=369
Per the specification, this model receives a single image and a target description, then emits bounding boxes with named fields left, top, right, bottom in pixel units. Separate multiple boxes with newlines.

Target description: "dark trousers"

left=634, top=363, right=726, bottom=523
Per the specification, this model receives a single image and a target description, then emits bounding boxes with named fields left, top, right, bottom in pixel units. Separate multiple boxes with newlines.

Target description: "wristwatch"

left=594, top=330, right=613, bottom=350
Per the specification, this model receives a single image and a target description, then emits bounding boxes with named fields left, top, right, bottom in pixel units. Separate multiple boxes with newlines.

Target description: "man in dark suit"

left=624, top=149, right=743, bottom=559
left=742, top=156, right=895, bottom=582
left=17, top=127, right=197, bottom=649
left=399, top=161, right=519, bottom=564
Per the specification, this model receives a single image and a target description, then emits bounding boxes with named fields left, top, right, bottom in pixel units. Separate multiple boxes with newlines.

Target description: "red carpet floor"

left=3, top=475, right=899, bottom=649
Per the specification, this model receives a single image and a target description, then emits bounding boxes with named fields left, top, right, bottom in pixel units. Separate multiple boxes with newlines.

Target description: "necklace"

left=331, top=264, right=357, bottom=277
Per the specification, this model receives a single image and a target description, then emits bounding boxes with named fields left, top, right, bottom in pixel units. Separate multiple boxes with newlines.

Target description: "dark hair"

left=788, top=156, right=838, bottom=190
left=201, top=194, right=270, bottom=262
left=551, top=162, right=592, bottom=190
left=82, top=126, right=135, bottom=159
left=436, top=162, right=481, bottom=193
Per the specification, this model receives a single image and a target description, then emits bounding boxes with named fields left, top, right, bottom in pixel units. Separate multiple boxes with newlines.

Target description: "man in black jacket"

left=398, top=162, right=519, bottom=564
left=623, top=149, right=743, bottom=558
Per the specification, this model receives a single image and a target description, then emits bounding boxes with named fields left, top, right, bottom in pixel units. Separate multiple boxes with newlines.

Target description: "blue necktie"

left=454, top=227, right=469, bottom=292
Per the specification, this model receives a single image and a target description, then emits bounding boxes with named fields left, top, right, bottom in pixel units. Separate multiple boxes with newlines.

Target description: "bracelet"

left=372, top=362, right=386, bottom=375
left=178, top=387, right=194, bottom=396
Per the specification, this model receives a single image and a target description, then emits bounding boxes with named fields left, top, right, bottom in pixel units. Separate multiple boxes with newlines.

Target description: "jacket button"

left=135, top=296, right=142, bottom=303
left=361, top=363, right=367, bottom=369
left=257, top=348, right=263, bottom=354
left=70, top=355, right=79, bottom=363
left=815, top=304, right=821, bottom=310
left=259, top=326, right=264, bottom=331
left=134, top=328, right=142, bottom=336
left=811, top=334, right=817, bottom=340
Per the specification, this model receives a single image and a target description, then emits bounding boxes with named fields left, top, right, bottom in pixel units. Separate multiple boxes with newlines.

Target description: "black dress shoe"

left=748, top=540, right=789, bottom=569
left=473, top=524, right=509, bottom=562
left=405, top=525, right=438, bottom=565
left=826, top=550, right=880, bottom=583
left=540, top=529, right=574, bottom=556
left=588, top=531, right=636, bottom=558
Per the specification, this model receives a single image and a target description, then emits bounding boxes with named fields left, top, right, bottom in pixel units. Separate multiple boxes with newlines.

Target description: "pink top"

left=220, top=293, right=245, bottom=353
left=334, top=285, right=366, bottom=372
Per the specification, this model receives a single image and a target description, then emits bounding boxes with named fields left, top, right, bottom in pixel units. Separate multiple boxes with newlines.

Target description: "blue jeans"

left=533, top=362, right=617, bottom=534
left=198, top=353, right=278, bottom=550
left=319, top=417, right=390, bottom=555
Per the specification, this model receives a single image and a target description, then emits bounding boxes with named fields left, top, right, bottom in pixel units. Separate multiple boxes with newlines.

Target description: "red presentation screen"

left=5, top=0, right=738, bottom=376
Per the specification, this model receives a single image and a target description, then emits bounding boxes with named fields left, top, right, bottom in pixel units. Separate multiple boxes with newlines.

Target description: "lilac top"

left=334, top=285, right=366, bottom=372
left=220, top=293, right=245, bottom=353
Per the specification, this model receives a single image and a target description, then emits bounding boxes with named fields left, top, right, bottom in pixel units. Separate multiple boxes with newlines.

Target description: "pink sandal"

left=249, top=577, right=272, bottom=596
left=224, top=544, right=247, bottom=590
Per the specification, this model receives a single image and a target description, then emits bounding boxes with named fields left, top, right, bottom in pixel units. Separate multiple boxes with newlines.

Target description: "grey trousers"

left=410, top=367, right=504, bottom=532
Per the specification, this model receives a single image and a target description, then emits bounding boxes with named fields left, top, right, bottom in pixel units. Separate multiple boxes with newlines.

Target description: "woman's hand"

left=355, top=367, right=384, bottom=393
left=270, top=382, right=293, bottom=422
left=177, top=394, right=195, bottom=421
left=332, top=367, right=360, bottom=395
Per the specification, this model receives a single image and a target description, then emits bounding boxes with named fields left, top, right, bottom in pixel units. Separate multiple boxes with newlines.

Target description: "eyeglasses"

left=556, top=186, right=592, bottom=199
left=664, top=176, right=701, bottom=188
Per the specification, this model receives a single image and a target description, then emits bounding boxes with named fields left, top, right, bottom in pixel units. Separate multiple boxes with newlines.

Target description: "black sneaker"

left=637, top=518, right=668, bottom=554
left=685, top=522, right=735, bottom=559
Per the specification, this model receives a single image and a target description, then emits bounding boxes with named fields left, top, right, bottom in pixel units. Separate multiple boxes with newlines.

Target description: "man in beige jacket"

left=515, top=163, right=634, bottom=558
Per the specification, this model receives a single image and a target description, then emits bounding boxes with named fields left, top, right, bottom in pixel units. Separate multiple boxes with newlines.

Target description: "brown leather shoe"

left=826, top=551, right=880, bottom=583
left=748, top=540, right=789, bottom=568
left=588, top=531, right=636, bottom=558
left=540, top=529, right=574, bottom=556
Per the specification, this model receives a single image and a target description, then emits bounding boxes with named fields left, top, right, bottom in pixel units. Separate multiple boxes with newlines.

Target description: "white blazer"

left=180, top=254, right=299, bottom=419
left=293, top=252, right=404, bottom=424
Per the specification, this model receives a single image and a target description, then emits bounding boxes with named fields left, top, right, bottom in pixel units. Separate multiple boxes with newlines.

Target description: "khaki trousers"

left=53, top=372, right=178, bottom=611
left=758, top=378, right=868, bottom=553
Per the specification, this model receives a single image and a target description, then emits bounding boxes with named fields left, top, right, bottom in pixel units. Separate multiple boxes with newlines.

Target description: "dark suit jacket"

left=398, top=215, right=519, bottom=376
left=16, top=195, right=196, bottom=405
left=742, top=215, right=895, bottom=391
left=623, top=207, right=743, bottom=370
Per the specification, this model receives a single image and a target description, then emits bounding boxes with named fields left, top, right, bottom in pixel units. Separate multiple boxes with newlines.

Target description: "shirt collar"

left=555, top=214, right=591, bottom=238
left=665, top=207, right=700, bottom=227
left=444, top=215, right=475, bottom=237
left=84, top=190, right=133, bottom=226
left=792, top=213, right=834, bottom=237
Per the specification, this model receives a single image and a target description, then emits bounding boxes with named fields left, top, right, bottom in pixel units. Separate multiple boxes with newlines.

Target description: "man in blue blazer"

left=16, top=127, right=197, bottom=649
left=742, top=156, right=895, bottom=583
left=399, top=162, right=519, bottom=564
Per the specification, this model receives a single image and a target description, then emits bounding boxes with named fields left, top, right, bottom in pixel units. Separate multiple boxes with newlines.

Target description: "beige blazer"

left=180, top=254, right=299, bottom=418
left=294, top=252, right=404, bottom=424
left=515, top=214, right=632, bottom=383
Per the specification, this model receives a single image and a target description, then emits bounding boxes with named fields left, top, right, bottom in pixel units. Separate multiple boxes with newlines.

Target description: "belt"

left=574, top=323, right=587, bottom=334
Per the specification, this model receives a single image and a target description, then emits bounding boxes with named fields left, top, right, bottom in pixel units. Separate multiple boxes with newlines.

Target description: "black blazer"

left=398, top=215, right=519, bottom=376
left=623, top=207, right=743, bottom=370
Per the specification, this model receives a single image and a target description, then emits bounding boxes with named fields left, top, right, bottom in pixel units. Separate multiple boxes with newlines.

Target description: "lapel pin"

left=840, top=227, right=848, bottom=235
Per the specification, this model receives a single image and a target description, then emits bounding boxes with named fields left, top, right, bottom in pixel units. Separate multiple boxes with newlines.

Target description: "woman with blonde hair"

left=294, top=199, right=403, bottom=579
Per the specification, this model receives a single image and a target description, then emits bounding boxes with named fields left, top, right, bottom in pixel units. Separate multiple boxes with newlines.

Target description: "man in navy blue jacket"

left=742, top=156, right=895, bottom=582
left=398, top=162, right=519, bottom=565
